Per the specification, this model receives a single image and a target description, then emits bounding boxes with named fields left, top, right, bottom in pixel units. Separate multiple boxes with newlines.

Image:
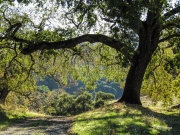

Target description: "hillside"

left=71, top=102, right=180, bottom=135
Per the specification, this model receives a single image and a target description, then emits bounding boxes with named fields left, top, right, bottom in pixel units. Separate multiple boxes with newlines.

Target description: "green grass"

left=1, top=102, right=180, bottom=135
left=0, top=105, right=46, bottom=130
left=71, top=103, right=180, bottom=135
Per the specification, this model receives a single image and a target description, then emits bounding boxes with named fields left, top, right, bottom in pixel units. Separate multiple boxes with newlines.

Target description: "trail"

left=0, top=116, right=74, bottom=135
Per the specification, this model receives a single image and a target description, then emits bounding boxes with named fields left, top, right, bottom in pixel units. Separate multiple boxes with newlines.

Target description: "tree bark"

left=118, top=52, right=154, bottom=104
left=118, top=20, right=160, bottom=104
left=0, top=88, right=9, bottom=104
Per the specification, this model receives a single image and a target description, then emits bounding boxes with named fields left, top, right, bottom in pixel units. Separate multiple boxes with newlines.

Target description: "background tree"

left=1, top=0, right=180, bottom=105
left=0, top=40, right=36, bottom=104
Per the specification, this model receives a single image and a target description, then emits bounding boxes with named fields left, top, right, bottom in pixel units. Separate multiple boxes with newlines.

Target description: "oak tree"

left=1, top=0, right=180, bottom=104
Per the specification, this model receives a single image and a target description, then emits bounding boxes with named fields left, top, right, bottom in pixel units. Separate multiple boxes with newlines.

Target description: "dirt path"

left=0, top=116, right=74, bottom=135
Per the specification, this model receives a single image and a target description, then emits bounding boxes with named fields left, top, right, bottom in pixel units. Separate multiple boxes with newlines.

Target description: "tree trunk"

left=118, top=21, right=160, bottom=105
left=118, top=52, right=153, bottom=104
left=0, top=88, right=9, bottom=104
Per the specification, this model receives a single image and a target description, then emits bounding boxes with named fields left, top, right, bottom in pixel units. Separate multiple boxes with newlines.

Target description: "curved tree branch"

left=20, top=53, right=35, bottom=84
left=4, top=42, right=18, bottom=79
left=163, top=6, right=180, bottom=20
left=2, top=7, right=12, bottom=26
left=16, top=34, right=125, bottom=54
left=11, top=23, right=22, bottom=37
left=13, top=36, right=33, bottom=45
left=65, top=8, right=87, bottom=29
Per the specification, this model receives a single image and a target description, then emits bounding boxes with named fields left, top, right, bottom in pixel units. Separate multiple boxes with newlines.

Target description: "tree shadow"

left=126, top=104, right=180, bottom=135
left=74, top=115, right=155, bottom=135
left=2, top=116, right=74, bottom=134
left=0, top=106, right=8, bottom=121
left=73, top=103, right=180, bottom=135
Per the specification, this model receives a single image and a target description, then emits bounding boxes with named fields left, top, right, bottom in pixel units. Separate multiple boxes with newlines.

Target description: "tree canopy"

left=0, top=0, right=180, bottom=105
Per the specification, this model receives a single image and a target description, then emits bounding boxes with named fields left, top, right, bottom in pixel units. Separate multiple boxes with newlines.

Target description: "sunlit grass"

left=71, top=103, right=180, bottom=135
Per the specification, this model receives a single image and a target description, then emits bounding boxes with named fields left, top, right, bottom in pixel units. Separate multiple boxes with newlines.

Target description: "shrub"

left=75, top=91, right=93, bottom=114
left=94, top=98, right=105, bottom=108
left=56, top=93, right=75, bottom=115
left=43, top=106, right=57, bottom=115
left=96, top=91, right=115, bottom=101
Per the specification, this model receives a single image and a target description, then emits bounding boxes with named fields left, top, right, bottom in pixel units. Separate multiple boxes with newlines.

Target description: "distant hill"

left=37, top=77, right=123, bottom=99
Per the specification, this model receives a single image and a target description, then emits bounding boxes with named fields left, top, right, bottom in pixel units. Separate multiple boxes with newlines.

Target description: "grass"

left=0, top=104, right=46, bottom=130
left=1, top=101, right=180, bottom=135
left=71, top=102, right=180, bottom=135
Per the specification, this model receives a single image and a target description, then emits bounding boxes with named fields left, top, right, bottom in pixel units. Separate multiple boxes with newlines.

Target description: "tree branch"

left=17, top=34, right=125, bottom=54
left=158, top=33, right=180, bottom=43
left=4, top=42, right=18, bottom=79
left=163, top=6, right=180, bottom=20
left=2, top=8, right=12, bottom=26
left=11, top=23, right=22, bottom=37
left=0, top=23, right=22, bottom=40
left=65, top=9, right=87, bottom=29
left=13, top=36, right=33, bottom=45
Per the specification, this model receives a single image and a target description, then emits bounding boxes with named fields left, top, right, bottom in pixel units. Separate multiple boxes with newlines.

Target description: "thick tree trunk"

left=118, top=52, right=154, bottom=104
left=118, top=20, right=160, bottom=105
left=0, top=88, right=9, bottom=104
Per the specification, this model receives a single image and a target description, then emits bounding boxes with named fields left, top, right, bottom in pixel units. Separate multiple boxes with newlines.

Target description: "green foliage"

left=94, top=91, right=115, bottom=108
left=49, top=91, right=93, bottom=115
left=75, top=91, right=93, bottom=113
left=5, top=91, right=34, bottom=111
left=94, top=98, right=104, bottom=108
left=18, top=88, right=116, bottom=116
left=56, top=93, right=75, bottom=115
left=165, top=54, right=180, bottom=75
left=96, top=91, right=115, bottom=101
left=37, top=85, right=50, bottom=92
left=1, top=0, right=180, bottom=106
left=0, top=47, right=36, bottom=95
left=142, top=46, right=180, bottom=106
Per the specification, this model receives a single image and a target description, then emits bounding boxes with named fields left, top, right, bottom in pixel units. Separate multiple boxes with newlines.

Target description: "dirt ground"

left=0, top=116, right=74, bottom=135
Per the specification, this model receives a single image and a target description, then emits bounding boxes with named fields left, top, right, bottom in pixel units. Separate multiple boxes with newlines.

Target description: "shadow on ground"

left=0, top=107, right=8, bottom=121
left=0, top=116, right=74, bottom=135
left=72, top=103, right=180, bottom=135
left=126, top=104, right=180, bottom=135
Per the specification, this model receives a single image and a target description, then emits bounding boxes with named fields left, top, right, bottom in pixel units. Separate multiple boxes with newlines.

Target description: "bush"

left=75, top=91, right=93, bottom=114
left=94, top=98, right=105, bottom=108
left=94, top=91, right=115, bottom=108
left=56, top=93, right=75, bottom=115
left=43, top=106, right=57, bottom=115
left=5, top=88, right=116, bottom=116
left=95, top=91, right=115, bottom=101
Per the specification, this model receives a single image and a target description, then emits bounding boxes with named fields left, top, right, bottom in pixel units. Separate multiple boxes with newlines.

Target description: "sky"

left=11, top=0, right=180, bottom=33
